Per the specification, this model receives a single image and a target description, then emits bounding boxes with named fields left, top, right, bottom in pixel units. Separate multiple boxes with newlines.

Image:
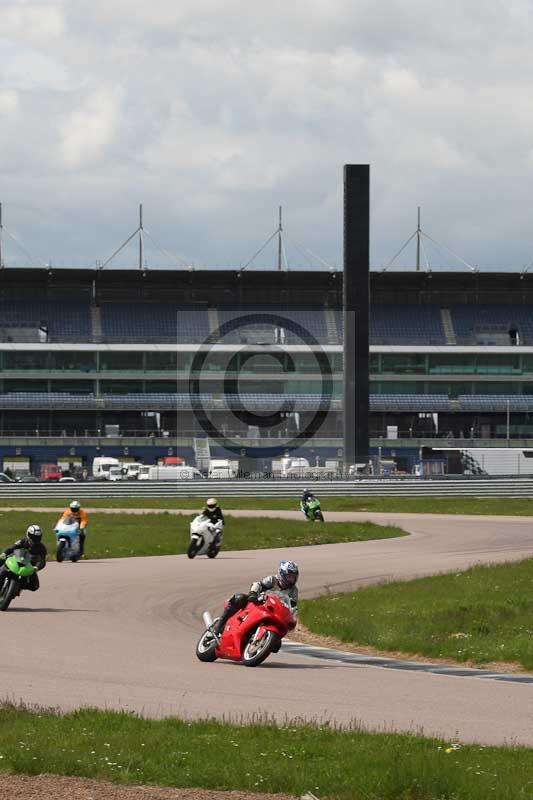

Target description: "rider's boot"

left=213, top=609, right=231, bottom=637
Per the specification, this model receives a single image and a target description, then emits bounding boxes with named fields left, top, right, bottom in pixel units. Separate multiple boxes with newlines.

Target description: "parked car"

left=0, top=473, right=14, bottom=483
left=59, top=476, right=76, bottom=483
left=16, top=475, right=41, bottom=483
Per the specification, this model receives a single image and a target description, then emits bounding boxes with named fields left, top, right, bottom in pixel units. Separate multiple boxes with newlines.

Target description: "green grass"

left=4, top=495, right=533, bottom=515
left=0, top=705, right=532, bottom=799
left=0, top=510, right=406, bottom=560
left=301, top=558, right=533, bottom=670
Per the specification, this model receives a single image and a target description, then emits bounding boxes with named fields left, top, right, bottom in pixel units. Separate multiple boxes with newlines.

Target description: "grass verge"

left=0, top=510, right=406, bottom=560
left=0, top=705, right=531, bottom=800
left=301, top=558, right=533, bottom=671
left=3, top=495, right=533, bottom=515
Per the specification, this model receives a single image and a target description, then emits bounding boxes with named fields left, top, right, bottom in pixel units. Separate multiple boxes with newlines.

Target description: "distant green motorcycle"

left=0, top=549, right=36, bottom=611
left=300, top=496, right=325, bottom=522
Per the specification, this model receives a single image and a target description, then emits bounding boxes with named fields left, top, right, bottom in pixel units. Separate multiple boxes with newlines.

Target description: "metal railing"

left=2, top=476, right=533, bottom=498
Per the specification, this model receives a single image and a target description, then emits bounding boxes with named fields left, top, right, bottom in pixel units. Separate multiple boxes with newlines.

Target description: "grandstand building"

left=1, top=266, right=533, bottom=475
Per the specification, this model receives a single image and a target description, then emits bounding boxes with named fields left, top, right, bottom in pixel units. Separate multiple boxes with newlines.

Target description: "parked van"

left=122, top=462, right=143, bottom=480
left=92, top=456, right=121, bottom=480
left=138, top=465, right=204, bottom=481
left=108, top=466, right=123, bottom=481
left=208, top=459, right=238, bottom=479
left=39, top=463, right=62, bottom=481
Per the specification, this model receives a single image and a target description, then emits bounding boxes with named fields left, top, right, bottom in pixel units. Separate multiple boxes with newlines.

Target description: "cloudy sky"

left=1, top=0, right=532, bottom=270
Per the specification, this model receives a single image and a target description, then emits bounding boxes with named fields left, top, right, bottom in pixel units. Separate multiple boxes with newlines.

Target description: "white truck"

left=137, top=465, right=204, bottom=481
left=207, top=459, right=238, bottom=479
left=92, top=456, right=121, bottom=480
left=122, top=462, right=143, bottom=480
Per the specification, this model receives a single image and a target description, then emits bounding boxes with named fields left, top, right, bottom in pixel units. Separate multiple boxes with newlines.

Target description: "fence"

left=2, top=477, right=533, bottom=498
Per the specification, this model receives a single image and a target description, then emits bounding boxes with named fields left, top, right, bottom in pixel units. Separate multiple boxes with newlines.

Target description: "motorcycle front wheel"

left=196, top=629, right=218, bottom=662
left=187, top=540, right=200, bottom=559
left=56, top=540, right=66, bottom=562
left=242, top=629, right=281, bottom=667
left=0, top=578, right=19, bottom=611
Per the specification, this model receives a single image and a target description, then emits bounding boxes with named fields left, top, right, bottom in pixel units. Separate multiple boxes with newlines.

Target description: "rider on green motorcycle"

left=0, top=524, right=47, bottom=591
left=300, top=489, right=320, bottom=520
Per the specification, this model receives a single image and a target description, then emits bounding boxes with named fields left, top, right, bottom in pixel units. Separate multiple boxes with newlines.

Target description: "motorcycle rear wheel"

left=0, top=578, right=19, bottom=611
left=207, top=545, right=220, bottom=558
left=315, top=511, right=324, bottom=522
left=196, top=629, right=218, bottom=662
left=242, top=629, right=281, bottom=667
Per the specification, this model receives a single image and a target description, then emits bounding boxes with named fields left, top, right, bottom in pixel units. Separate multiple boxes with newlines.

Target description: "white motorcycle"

left=187, top=515, right=223, bottom=559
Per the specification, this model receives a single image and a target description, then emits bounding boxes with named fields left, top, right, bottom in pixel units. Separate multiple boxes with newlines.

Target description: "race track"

left=2, top=511, right=533, bottom=746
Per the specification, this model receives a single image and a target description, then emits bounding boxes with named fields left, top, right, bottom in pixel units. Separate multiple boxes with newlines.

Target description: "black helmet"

left=26, top=524, right=42, bottom=543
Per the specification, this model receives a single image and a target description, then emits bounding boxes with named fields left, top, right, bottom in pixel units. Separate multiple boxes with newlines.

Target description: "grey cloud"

left=1, top=0, right=533, bottom=268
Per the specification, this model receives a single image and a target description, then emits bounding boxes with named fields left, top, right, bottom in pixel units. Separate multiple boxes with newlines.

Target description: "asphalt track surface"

left=2, top=510, right=533, bottom=747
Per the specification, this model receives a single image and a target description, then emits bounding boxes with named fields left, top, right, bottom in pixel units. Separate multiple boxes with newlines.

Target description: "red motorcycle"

left=196, top=593, right=297, bottom=667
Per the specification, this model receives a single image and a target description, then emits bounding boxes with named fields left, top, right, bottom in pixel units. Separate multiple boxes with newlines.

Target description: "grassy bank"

left=301, top=558, right=533, bottom=671
left=3, top=495, right=533, bottom=515
left=0, top=510, right=406, bottom=560
left=0, top=705, right=531, bottom=799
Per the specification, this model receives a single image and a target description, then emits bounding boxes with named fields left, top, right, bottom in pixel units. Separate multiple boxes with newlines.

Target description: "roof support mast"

left=416, top=206, right=421, bottom=272
left=139, top=203, right=144, bottom=271
left=278, top=205, right=283, bottom=271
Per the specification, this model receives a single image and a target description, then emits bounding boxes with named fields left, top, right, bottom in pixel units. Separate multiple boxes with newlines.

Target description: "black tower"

left=343, top=164, right=370, bottom=467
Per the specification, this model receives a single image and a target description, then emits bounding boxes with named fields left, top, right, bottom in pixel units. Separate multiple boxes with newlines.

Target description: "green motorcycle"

left=301, top=496, right=325, bottom=522
left=0, top=549, right=36, bottom=611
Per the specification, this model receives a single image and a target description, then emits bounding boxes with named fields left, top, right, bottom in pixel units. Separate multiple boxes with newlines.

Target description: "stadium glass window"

left=238, top=353, right=293, bottom=375
left=50, top=380, right=95, bottom=395
left=2, top=351, right=47, bottom=371
left=49, top=352, right=97, bottom=372
left=369, top=353, right=379, bottom=373
left=146, top=381, right=177, bottom=392
left=100, top=380, right=144, bottom=394
left=475, top=355, right=520, bottom=375
left=3, top=379, right=48, bottom=392
left=520, top=355, right=533, bottom=375
left=333, top=353, right=344, bottom=372
left=290, top=353, right=326, bottom=374
left=99, top=352, right=144, bottom=371
left=374, top=381, right=426, bottom=395
left=282, top=380, right=341, bottom=396
left=472, top=382, right=519, bottom=395
left=145, top=352, right=178, bottom=371
left=428, top=354, right=475, bottom=374
left=239, top=380, right=288, bottom=394
left=381, top=354, right=426, bottom=374
left=426, top=381, right=472, bottom=397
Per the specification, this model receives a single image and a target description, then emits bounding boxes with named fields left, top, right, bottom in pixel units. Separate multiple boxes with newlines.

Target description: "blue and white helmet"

left=278, top=560, right=299, bottom=589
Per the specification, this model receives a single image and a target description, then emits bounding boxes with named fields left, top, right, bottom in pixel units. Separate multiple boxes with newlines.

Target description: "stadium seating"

left=100, top=303, right=210, bottom=343
left=331, top=305, right=447, bottom=344
left=370, top=304, right=446, bottom=345
left=216, top=305, right=333, bottom=344
left=0, top=300, right=91, bottom=341
left=450, top=305, right=533, bottom=345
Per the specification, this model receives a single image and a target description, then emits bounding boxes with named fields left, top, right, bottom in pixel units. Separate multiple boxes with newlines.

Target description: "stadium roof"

left=3, top=267, right=533, bottom=305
